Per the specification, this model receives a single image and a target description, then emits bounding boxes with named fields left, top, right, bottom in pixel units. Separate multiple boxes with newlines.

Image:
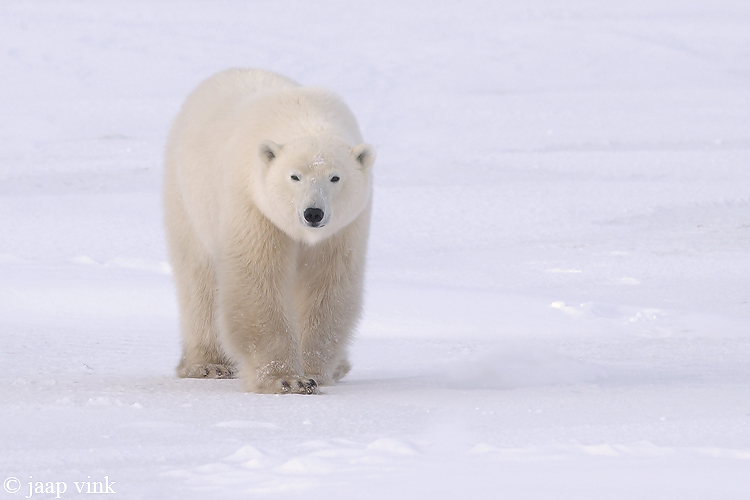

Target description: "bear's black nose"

left=304, top=207, right=324, bottom=226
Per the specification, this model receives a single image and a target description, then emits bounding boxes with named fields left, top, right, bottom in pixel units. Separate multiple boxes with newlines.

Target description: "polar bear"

left=163, top=69, right=375, bottom=394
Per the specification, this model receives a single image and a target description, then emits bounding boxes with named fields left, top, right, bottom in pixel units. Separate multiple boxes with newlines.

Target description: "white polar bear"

left=163, top=69, right=375, bottom=394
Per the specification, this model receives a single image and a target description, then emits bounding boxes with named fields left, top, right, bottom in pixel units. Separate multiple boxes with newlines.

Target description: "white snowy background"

left=1, top=1, right=750, bottom=498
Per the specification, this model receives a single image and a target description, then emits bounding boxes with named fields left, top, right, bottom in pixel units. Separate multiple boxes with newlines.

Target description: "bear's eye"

left=290, top=174, right=300, bottom=182
left=330, top=176, right=340, bottom=183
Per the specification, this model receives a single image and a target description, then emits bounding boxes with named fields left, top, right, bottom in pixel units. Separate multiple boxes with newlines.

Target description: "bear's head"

left=253, top=136, right=375, bottom=245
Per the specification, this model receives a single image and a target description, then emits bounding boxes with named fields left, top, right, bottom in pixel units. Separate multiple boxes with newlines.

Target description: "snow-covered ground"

left=2, top=1, right=750, bottom=498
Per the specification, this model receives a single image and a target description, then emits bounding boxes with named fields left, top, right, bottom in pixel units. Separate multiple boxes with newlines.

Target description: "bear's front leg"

left=216, top=225, right=318, bottom=394
left=296, top=217, right=368, bottom=385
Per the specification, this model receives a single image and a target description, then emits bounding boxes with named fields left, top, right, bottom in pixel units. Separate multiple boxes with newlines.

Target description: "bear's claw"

left=276, top=377, right=318, bottom=395
left=178, top=363, right=235, bottom=379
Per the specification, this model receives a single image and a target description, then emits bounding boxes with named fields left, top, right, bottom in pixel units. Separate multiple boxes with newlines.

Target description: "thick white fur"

left=163, top=69, right=374, bottom=394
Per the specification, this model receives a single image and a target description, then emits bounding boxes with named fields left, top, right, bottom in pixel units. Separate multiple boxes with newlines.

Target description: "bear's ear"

left=352, top=143, right=376, bottom=171
left=258, top=140, right=282, bottom=166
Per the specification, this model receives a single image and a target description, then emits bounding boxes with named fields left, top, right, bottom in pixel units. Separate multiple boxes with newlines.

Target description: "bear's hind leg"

left=172, top=255, right=235, bottom=379
left=174, top=267, right=235, bottom=379
left=332, top=357, right=351, bottom=382
left=175, top=274, right=235, bottom=379
left=165, top=178, right=234, bottom=379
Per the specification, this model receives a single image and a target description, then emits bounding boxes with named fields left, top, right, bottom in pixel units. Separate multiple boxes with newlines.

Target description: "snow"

left=1, top=1, right=749, bottom=498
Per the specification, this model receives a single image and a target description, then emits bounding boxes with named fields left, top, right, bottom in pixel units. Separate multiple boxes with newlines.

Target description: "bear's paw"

left=178, top=363, right=235, bottom=379
left=252, top=376, right=319, bottom=395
